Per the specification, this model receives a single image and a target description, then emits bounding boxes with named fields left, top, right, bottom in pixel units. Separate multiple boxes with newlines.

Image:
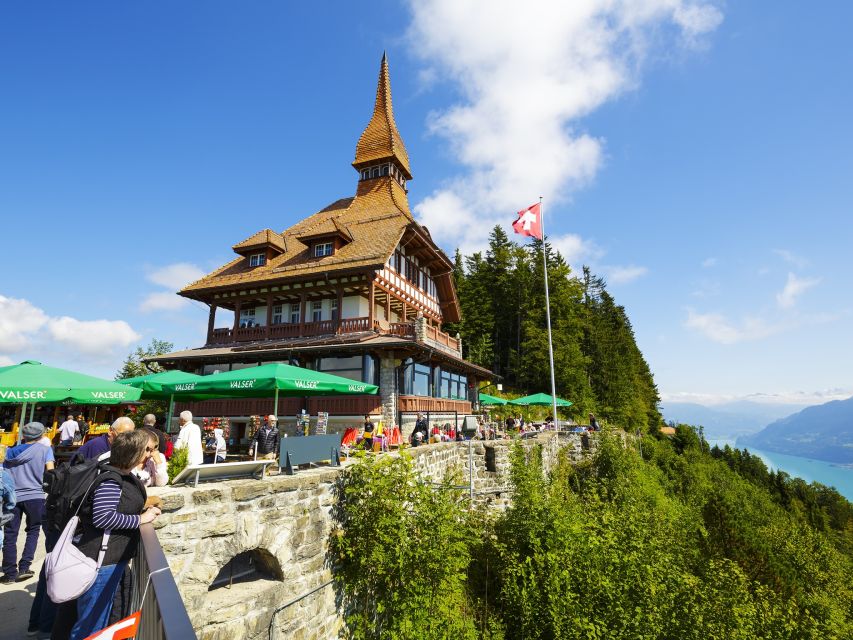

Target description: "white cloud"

left=0, top=355, right=14, bottom=367
left=406, top=0, right=723, bottom=252
left=684, top=309, right=779, bottom=344
left=146, top=263, right=205, bottom=290
left=661, top=388, right=853, bottom=406
left=140, top=292, right=188, bottom=313
left=0, top=295, right=49, bottom=352
left=773, top=249, right=809, bottom=269
left=550, top=233, right=603, bottom=268
left=603, top=264, right=648, bottom=285
left=776, top=272, right=820, bottom=309
left=701, top=257, right=717, bottom=268
left=140, top=263, right=205, bottom=313
left=47, top=317, right=140, bottom=355
left=0, top=294, right=141, bottom=363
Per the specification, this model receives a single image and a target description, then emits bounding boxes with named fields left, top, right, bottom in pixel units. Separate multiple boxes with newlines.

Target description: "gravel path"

left=0, top=525, right=47, bottom=640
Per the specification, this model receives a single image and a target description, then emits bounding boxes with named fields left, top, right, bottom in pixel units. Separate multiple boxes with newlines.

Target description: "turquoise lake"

left=709, top=439, right=853, bottom=501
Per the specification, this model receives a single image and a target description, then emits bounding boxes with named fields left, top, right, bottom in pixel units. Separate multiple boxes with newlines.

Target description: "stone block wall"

left=151, top=433, right=595, bottom=639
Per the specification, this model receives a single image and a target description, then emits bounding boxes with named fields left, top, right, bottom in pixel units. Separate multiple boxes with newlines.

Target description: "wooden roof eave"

left=176, top=264, right=387, bottom=303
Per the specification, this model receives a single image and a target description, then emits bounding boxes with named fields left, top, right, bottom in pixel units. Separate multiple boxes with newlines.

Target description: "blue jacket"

left=0, top=467, right=15, bottom=524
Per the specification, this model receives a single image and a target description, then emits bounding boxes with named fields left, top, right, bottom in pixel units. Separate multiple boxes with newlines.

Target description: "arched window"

left=371, top=167, right=380, bottom=179
left=382, top=165, right=389, bottom=176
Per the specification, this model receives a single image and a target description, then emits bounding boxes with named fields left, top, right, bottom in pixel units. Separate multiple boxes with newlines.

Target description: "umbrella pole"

left=17, top=402, right=26, bottom=445
left=274, top=388, right=279, bottom=424
left=166, top=394, right=175, bottom=435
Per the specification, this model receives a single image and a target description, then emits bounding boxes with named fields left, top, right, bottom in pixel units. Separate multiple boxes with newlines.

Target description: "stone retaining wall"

left=150, top=432, right=594, bottom=639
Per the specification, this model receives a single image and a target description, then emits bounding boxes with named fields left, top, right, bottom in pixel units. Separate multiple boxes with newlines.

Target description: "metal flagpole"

left=538, top=196, right=560, bottom=433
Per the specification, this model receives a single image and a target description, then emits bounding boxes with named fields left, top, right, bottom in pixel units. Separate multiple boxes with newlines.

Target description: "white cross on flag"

left=511, top=203, right=542, bottom=239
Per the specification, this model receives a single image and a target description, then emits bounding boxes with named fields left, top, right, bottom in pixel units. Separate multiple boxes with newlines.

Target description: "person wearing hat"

left=1, top=422, right=55, bottom=584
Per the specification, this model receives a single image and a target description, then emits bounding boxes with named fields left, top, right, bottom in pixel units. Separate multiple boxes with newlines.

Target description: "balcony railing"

left=131, top=524, right=197, bottom=639
left=207, top=317, right=458, bottom=353
left=424, top=324, right=460, bottom=352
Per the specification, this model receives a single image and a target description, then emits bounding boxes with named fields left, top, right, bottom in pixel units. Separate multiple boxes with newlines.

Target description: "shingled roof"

left=232, top=228, right=286, bottom=254
left=179, top=177, right=413, bottom=296
left=352, top=53, right=412, bottom=180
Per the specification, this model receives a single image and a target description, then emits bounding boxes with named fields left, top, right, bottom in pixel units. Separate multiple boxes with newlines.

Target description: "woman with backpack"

left=56, top=429, right=161, bottom=639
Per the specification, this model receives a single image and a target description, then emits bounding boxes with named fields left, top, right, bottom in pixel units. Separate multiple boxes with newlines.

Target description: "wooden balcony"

left=424, top=324, right=460, bottom=352
left=209, top=317, right=417, bottom=344
left=398, top=396, right=472, bottom=414
left=205, top=316, right=460, bottom=354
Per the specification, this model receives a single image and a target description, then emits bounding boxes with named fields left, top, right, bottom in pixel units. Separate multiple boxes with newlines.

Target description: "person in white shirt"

left=175, top=410, right=203, bottom=466
left=58, top=415, right=79, bottom=446
left=213, top=428, right=227, bottom=463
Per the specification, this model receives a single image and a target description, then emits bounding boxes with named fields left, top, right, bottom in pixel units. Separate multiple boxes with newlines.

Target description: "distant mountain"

left=662, top=401, right=807, bottom=441
left=740, top=396, right=853, bottom=464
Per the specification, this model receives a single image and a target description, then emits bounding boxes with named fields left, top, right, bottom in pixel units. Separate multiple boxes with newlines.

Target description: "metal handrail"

left=131, top=524, right=198, bottom=639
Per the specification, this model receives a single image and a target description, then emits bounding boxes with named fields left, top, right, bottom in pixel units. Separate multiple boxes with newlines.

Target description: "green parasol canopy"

left=118, top=370, right=207, bottom=400
left=161, top=362, right=379, bottom=398
left=479, top=393, right=508, bottom=406
left=0, top=360, right=142, bottom=405
left=509, top=392, right=572, bottom=407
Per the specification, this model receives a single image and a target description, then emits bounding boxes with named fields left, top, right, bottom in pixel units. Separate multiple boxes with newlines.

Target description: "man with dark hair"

left=362, top=414, right=375, bottom=450
left=1, top=422, right=54, bottom=584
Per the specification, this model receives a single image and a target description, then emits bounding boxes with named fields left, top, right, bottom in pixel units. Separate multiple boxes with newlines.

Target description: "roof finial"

left=353, top=53, right=412, bottom=180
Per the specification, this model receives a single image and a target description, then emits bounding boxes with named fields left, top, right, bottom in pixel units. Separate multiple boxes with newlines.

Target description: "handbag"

left=44, top=477, right=112, bottom=603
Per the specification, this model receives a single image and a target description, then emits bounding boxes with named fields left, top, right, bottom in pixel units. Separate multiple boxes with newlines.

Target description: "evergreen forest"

left=331, top=429, right=853, bottom=639
left=443, top=227, right=660, bottom=431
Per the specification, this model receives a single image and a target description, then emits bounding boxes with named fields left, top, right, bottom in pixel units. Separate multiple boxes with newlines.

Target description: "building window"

left=272, top=305, right=283, bottom=324
left=311, top=301, right=322, bottom=322
left=249, top=253, right=266, bottom=267
left=314, top=242, right=333, bottom=257
left=331, top=299, right=338, bottom=321
left=371, top=167, right=380, bottom=178
left=239, top=308, right=256, bottom=328
left=290, top=303, right=300, bottom=324
left=317, top=355, right=377, bottom=385
left=399, top=359, right=432, bottom=397
left=382, top=165, right=389, bottom=176
left=362, top=169, right=370, bottom=181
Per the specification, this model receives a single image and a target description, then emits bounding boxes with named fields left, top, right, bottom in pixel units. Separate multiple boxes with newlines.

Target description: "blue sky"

left=1, top=1, right=851, bottom=406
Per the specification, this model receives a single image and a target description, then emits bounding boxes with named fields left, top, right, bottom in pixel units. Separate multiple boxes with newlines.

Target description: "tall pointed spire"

left=353, top=53, right=413, bottom=180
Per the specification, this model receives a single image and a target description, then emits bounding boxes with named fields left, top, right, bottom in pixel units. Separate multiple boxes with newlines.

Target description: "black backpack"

left=42, top=453, right=110, bottom=534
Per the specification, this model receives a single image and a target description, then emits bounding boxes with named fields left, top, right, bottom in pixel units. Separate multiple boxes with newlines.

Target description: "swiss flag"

left=512, top=203, right=542, bottom=239
left=83, top=611, right=140, bottom=640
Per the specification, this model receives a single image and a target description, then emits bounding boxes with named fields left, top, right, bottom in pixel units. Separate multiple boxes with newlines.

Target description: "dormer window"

left=314, top=242, right=333, bottom=257
left=249, top=253, right=266, bottom=267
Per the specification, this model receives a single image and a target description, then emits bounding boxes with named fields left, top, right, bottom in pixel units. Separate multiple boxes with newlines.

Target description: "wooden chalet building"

left=151, top=55, right=493, bottom=436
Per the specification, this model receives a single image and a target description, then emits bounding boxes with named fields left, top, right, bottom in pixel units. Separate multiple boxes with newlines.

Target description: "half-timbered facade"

left=151, top=55, right=493, bottom=436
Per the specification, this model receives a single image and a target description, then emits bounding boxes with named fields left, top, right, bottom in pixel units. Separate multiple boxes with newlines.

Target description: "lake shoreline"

left=708, top=439, right=853, bottom=501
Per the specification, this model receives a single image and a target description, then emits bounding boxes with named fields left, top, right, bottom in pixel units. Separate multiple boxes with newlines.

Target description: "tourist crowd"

left=0, top=412, right=184, bottom=639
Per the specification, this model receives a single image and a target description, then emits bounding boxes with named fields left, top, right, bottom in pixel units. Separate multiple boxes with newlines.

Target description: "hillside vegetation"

left=331, top=430, right=853, bottom=639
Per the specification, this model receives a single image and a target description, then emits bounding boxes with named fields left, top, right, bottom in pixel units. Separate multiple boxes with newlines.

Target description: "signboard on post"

left=316, top=411, right=328, bottom=435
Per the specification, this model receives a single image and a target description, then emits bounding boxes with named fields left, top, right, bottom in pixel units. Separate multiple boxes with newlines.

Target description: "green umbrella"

left=0, top=360, right=142, bottom=444
left=0, top=360, right=142, bottom=405
left=479, top=393, right=508, bottom=406
left=118, top=370, right=208, bottom=434
left=118, top=370, right=205, bottom=397
left=162, top=362, right=379, bottom=421
left=509, top=392, right=572, bottom=407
